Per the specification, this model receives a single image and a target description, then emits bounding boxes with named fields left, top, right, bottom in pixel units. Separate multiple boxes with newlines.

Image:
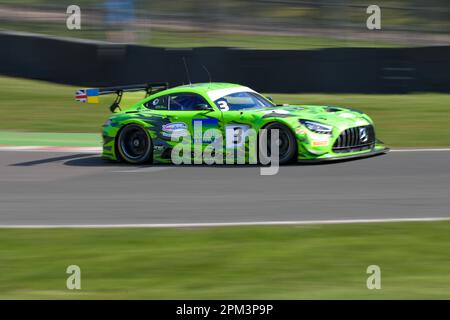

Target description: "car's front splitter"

left=297, top=147, right=389, bottom=163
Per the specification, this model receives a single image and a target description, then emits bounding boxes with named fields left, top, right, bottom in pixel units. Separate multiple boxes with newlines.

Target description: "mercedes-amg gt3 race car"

left=76, top=82, right=388, bottom=164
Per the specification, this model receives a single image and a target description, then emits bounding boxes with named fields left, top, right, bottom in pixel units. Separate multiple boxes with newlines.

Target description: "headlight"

left=299, top=120, right=332, bottom=134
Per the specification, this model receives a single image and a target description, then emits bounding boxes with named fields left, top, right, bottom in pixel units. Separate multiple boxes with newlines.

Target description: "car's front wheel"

left=260, top=123, right=297, bottom=165
left=117, top=124, right=152, bottom=164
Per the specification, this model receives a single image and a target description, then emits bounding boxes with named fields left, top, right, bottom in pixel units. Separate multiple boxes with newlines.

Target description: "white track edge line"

left=1, top=217, right=449, bottom=229
left=390, top=148, right=450, bottom=152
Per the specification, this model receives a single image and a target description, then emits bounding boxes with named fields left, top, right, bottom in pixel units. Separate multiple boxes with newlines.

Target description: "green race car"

left=77, top=82, right=388, bottom=164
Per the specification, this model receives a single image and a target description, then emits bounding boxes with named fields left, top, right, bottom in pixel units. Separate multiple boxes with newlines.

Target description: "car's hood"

left=247, top=105, right=373, bottom=128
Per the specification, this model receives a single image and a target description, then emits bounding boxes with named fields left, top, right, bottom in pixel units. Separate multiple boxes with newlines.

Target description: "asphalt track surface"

left=0, top=150, right=449, bottom=226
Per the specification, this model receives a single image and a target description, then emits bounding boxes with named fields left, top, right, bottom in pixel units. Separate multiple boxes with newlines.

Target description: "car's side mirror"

left=266, top=96, right=274, bottom=102
left=195, top=103, right=213, bottom=111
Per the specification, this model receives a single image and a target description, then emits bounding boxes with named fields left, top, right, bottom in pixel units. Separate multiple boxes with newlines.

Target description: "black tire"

left=117, top=124, right=152, bottom=164
left=260, top=123, right=297, bottom=165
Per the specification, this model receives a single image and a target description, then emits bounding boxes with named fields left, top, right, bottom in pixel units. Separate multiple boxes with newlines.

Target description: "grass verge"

left=0, top=131, right=100, bottom=147
left=1, top=221, right=450, bottom=299
left=0, top=76, right=449, bottom=147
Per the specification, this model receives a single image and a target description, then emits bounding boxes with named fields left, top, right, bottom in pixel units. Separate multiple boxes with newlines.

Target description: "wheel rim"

left=267, top=127, right=291, bottom=160
left=120, top=126, right=150, bottom=161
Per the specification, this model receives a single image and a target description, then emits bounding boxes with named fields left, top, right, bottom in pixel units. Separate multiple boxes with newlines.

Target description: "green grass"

left=0, top=131, right=100, bottom=147
left=1, top=222, right=450, bottom=299
left=0, top=76, right=449, bottom=147
left=0, top=77, right=114, bottom=133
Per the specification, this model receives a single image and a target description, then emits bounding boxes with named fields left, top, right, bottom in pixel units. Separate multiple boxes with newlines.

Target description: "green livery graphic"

left=76, top=82, right=388, bottom=164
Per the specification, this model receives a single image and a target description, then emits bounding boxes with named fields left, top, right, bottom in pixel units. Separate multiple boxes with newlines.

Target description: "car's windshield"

left=214, top=91, right=274, bottom=111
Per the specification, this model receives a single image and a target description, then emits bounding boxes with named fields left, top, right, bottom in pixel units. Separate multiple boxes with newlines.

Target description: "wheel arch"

left=260, top=120, right=297, bottom=137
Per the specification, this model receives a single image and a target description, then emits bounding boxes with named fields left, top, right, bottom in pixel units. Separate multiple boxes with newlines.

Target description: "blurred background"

left=1, top=0, right=450, bottom=93
left=0, top=1, right=450, bottom=300
left=0, top=0, right=449, bottom=48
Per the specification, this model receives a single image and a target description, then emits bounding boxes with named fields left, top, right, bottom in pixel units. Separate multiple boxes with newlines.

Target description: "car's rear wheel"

left=117, top=124, right=152, bottom=164
left=260, top=123, right=297, bottom=165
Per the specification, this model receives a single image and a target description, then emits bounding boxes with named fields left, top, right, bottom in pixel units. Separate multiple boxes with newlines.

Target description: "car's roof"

left=143, top=82, right=253, bottom=104
left=176, top=82, right=242, bottom=92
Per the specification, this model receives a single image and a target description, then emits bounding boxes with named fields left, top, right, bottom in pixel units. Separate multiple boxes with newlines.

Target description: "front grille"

left=332, top=125, right=375, bottom=153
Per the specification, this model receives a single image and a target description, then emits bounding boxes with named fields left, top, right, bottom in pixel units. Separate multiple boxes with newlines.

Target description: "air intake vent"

left=333, top=125, right=375, bottom=153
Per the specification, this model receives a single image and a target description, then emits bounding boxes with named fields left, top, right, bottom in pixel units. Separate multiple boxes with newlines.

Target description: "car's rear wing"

left=75, top=82, right=169, bottom=112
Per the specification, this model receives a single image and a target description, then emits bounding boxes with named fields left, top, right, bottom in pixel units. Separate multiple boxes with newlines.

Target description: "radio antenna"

left=202, top=64, right=212, bottom=84
left=182, top=57, right=192, bottom=85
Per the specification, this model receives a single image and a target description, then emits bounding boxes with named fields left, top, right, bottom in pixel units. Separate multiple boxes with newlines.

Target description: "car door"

left=214, top=93, right=258, bottom=150
left=144, top=92, right=223, bottom=144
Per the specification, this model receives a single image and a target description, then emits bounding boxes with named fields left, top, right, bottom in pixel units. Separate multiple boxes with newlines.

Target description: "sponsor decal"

left=312, top=140, right=329, bottom=147
left=162, top=122, right=187, bottom=131
left=192, top=118, right=219, bottom=127
left=310, top=134, right=330, bottom=146
left=162, top=122, right=188, bottom=138
left=192, top=118, right=219, bottom=143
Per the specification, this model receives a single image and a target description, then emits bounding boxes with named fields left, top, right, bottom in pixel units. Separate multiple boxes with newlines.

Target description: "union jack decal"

left=75, top=89, right=87, bottom=102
